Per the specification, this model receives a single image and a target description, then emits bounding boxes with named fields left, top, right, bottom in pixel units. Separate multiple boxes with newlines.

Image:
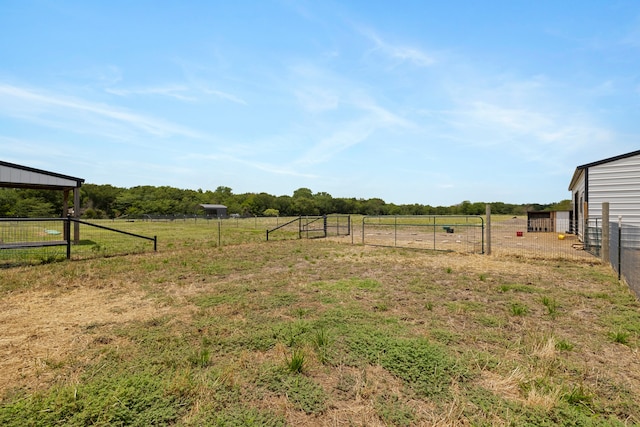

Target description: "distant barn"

left=199, top=204, right=228, bottom=218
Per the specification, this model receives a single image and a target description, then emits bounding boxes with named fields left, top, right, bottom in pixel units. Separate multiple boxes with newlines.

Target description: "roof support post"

left=73, top=187, right=81, bottom=243
left=63, top=190, right=70, bottom=241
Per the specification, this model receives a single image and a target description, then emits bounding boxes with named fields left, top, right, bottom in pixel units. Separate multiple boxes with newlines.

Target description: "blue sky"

left=1, top=1, right=638, bottom=205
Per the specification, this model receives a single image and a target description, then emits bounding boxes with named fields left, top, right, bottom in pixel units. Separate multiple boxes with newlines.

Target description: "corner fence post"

left=65, top=215, right=72, bottom=259
left=154, top=236, right=157, bottom=251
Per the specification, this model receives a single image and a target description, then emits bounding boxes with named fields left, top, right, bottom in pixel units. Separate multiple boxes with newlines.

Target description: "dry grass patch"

left=1, top=240, right=639, bottom=426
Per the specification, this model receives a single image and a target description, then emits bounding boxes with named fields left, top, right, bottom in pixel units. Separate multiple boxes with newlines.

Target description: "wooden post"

left=601, top=202, right=609, bottom=264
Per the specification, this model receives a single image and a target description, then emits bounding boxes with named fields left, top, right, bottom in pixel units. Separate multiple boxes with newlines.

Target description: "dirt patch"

left=0, top=286, right=172, bottom=392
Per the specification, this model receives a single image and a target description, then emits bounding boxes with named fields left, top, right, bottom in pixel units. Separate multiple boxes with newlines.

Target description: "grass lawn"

left=1, top=236, right=639, bottom=425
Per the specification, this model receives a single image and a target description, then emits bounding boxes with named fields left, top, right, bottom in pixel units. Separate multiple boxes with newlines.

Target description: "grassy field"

left=1, top=221, right=640, bottom=425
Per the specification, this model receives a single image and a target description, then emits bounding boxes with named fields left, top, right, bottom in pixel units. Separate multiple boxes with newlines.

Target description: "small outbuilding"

left=199, top=204, right=228, bottom=218
left=568, top=149, right=640, bottom=240
left=527, top=211, right=572, bottom=233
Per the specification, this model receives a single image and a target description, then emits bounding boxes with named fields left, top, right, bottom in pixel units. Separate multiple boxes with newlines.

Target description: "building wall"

left=556, top=211, right=571, bottom=234
left=570, top=170, right=586, bottom=238
left=588, top=154, right=640, bottom=228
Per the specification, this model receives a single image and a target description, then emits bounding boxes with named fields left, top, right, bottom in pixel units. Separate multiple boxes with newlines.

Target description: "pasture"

left=1, top=219, right=639, bottom=426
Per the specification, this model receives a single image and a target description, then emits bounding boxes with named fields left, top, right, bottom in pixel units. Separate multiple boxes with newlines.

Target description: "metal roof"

left=568, top=149, right=640, bottom=190
left=0, top=160, right=85, bottom=190
left=199, top=204, right=227, bottom=209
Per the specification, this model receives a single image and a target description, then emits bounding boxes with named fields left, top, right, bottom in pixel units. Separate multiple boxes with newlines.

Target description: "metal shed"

left=199, top=204, right=228, bottom=218
left=568, top=149, right=640, bottom=240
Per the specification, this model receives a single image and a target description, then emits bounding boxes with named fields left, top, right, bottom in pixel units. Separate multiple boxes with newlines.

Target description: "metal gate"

left=362, top=215, right=484, bottom=254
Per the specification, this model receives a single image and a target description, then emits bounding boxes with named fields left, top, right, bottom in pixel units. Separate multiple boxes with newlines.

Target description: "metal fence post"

left=618, top=216, right=622, bottom=281
left=394, top=215, right=397, bottom=247
left=485, top=204, right=491, bottom=255
left=433, top=216, right=436, bottom=251
left=602, top=203, right=609, bottom=265
left=65, top=216, right=71, bottom=259
left=323, top=215, right=327, bottom=238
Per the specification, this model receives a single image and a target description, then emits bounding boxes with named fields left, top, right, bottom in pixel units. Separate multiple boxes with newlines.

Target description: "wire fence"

left=488, top=216, right=593, bottom=260
left=588, top=219, right=640, bottom=299
left=0, top=215, right=352, bottom=266
left=0, top=218, right=156, bottom=267
left=353, top=214, right=596, bottom=260
left=361, top=215, right=485, bottom=254
left=266, top=215, right=351, bottom=241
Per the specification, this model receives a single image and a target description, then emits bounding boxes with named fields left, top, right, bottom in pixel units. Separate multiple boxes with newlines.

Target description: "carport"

left=0, top=160, right=85, bottom=241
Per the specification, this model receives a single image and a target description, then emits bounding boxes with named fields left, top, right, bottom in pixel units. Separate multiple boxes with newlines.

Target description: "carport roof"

left=0, top=160, right=85, bottom=190
left=199, top=204, right=227, bottom=209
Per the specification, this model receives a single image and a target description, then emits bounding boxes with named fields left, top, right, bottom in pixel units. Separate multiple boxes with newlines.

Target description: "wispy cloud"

left=200, top=86, right=247, bottom=105
left=0, top=83, right=201, bottom=139
left=426, top=99, right=612, bottom=173
left=359, top=27, right=435, bottom=67
left=185, top=152, right=318, bottom=178
left=106, top=82, right=247, bottom=105
left=294, top=98, right=411, bottom=166
left=106, top=85, right=197, bottom=102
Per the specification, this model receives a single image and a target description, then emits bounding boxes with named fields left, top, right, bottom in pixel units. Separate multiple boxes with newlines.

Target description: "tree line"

left=0, top=184, right=571, bottom=218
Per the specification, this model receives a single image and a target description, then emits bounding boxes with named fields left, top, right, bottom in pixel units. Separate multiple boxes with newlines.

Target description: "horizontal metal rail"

left=73, top=219, right=157, bottom=251
left=266, top=217, right=301, bottom=241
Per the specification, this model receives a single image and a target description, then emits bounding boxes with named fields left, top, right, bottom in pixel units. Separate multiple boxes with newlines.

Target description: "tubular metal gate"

left=362, top=215, right=484, bottom=254
left=266, top=215, right=351, bottom=241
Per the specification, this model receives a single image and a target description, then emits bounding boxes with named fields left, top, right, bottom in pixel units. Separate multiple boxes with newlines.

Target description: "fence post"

left=602, top=203, right=609, bottom=265
left=433, top=216, right=436, bottom=251
left=618, top=216, right=622, bottom=281
left=485, top=205, right=491, bottom=255
left=323, top=215, right=327, bottom=238
left=394, top=215, right=397, bottom=247
left=65, top=215, right=71, bottom=259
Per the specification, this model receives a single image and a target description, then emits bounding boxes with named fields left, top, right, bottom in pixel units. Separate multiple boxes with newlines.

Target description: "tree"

left=293, top=188, right=313, bottom=199
left=263, top=208, right=279, bottom=217
left=292, top=197, right=318, bottom=215
left=0, top=189, right=18, bottom=216
left=314, top=192, right=334, bottom=215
